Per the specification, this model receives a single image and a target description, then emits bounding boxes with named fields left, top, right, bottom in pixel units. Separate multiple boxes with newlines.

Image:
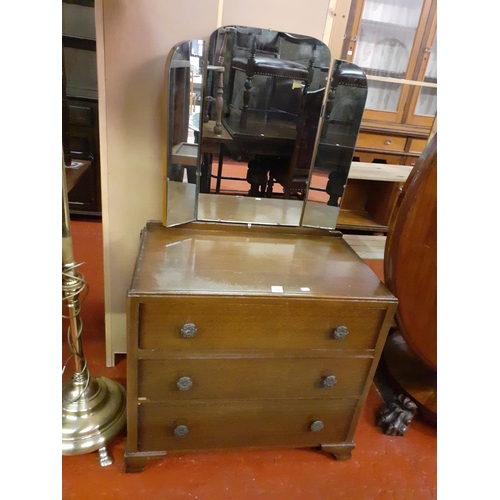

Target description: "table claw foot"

left=377, top=394, right=417, bottom=436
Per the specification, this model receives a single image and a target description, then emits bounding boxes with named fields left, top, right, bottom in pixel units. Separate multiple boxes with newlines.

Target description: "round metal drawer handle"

left=310, top=420, right=324, bottom=432
left=385, top=139, right=393, bottom=145
left=176, top=376, right=193, bottom=391
left=180, top=323, right=197, bottom=338
left=332, top=326, right=349, bottom=340
left=323, top=375, right=337, bottom=388
left=173, top=424, right=189, bottom=438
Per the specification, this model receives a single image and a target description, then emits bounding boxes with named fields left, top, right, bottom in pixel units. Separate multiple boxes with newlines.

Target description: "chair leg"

left=226, top=68, right=236, bottom=117
left=242, top=75, right=252, bottom=112
left=240, top=73, right=253, bottom=128
left=266, top=178, right=274, bottom=197
left=215, top=151, right=224, bottom=194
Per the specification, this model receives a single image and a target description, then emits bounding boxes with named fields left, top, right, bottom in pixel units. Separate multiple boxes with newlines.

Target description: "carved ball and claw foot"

left=377, top=394, right=417, bottom=436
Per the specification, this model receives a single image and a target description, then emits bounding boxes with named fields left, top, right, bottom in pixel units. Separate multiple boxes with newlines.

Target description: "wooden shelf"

left=335, top=0, right=436, bottom=234
left=349, top=162, right=412, bottom=182
left=336, top=162, right=412, bottom=233
left=336, top=209, right=389, bottom=233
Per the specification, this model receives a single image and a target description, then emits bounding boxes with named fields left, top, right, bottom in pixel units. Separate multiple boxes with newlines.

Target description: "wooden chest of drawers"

left=125, top=221, right=397, bottom=472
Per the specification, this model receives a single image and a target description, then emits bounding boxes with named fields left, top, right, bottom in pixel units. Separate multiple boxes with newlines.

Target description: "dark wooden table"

left=200, top=110, right=298, bottom=194
left=65, top=160, right=91, bottom=192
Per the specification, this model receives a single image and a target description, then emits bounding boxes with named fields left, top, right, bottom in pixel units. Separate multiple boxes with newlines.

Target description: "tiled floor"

left=62, top=219, right=436, bottom=500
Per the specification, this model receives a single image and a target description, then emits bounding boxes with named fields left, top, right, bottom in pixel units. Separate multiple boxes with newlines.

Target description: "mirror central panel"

left=197, top=26, right=331, bottom=225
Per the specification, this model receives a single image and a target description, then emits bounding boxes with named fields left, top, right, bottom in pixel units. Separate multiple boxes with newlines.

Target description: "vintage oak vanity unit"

left=125, top=26, right=397, bottom=473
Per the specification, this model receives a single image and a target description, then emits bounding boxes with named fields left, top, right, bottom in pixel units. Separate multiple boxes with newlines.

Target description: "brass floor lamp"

left=62, top=155, right=126, bottom=466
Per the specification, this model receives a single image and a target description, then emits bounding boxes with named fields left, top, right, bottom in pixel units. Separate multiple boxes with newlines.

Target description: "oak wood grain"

left=137, top=398, right=358, bottom=452
left=137, top=356, right=372, bottom=401
left=136, top=296, right=388, bottom=351
left=125, top=222, right=397, bottom=471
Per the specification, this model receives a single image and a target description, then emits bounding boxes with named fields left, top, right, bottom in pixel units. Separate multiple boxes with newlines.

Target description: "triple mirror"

left=164, top=26, right=368, bottom=229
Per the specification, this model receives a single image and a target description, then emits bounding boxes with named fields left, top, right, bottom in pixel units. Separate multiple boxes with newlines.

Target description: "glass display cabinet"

left=62, top=0, right=102, bottom=216
left=343, top=0, right=437, bottom=128
left=336, top=0, right=436, bottom=233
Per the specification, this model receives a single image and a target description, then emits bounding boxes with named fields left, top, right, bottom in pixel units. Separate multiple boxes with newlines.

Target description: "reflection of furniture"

left=65, top=160, right=91, bottom=192
left=225, top=28, right=317, bottom=122
left=62, top=0, right=101, bottom=216
left=166, top=50, right=199, bottom=184
left=268, top=88, right=324, bottom=199
left=171, top=143, right=198, bottom=167
left=200, top=120, right=233, bottom=193
left=378, top=135, right=437, bottom=433
left=189, top=70, right=196, bottom=113
left=203, top=109, right=298, bottom=196
left=202, top=87, right=325, bottom=199
left=340, top=0, right=437, bottom=232
left=169, top=60, right=191, bottom=156
left=337, top=162, right=412, bottom=233
left=200, top=26, right=330, bottom=201
left=63, top=95, right=101, bottom=216
left=197, top=193, right=304, bottom=226
left=124, top=221, right=397, bottom=472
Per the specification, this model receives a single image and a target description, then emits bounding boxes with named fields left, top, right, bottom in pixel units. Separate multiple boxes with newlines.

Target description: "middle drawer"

left=137, top=356, right=372, bottom=401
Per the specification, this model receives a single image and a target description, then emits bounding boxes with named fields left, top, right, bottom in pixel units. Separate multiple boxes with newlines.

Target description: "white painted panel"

left=96, top=0, right=219, bottom=365
left=221, top=0, right=331, bottom=40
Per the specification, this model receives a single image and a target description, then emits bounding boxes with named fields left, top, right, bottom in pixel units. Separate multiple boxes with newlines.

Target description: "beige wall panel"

left=97, top=0, right=219, bottom=365
left=220, top=0, right=331, bottom=40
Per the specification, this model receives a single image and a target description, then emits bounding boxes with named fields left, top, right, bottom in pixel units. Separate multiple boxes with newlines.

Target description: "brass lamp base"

left=62, top=373, right=126, bottom=466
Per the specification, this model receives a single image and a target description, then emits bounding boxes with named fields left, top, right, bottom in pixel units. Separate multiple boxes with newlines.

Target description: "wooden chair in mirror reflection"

left=217, top=27, right=319, bottom=124
left=204, top=27, right=328, bottom=199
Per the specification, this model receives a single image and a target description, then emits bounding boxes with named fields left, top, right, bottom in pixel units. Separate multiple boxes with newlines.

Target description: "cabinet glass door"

left=414, top=35, right=436, bottom=115
left=349, top=0, right=429, bottom=122
left=406, top=26, right=436, bottom=127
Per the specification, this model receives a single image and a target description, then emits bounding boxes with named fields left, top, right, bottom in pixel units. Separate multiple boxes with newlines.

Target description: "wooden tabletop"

left=130, top=221, right=396, bottom=302
left=202, top=121, right=232, bottom=142
left=65, top=160, right=91, bottom=192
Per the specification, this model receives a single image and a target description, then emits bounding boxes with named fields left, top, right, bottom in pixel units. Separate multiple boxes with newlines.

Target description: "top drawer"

left=132, top=296, right=389, bottom=351
left=357, top=132, right=406, bottom=152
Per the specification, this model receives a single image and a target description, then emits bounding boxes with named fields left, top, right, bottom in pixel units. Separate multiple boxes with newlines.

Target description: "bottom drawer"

left=137, top=399, right=357, bottom=452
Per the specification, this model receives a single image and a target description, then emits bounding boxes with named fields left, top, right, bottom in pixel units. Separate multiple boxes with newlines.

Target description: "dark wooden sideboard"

left=65, top=97, right=101, bottom=215
left=63, top=0, right=101, bottom=216
left=124, top=221, right=397, bottom=472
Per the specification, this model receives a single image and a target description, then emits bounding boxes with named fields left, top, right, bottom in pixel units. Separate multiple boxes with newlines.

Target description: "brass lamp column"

left=62, top=155, right=126, bottom=466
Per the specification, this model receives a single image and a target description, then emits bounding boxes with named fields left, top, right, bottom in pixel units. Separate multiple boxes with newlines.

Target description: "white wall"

left=221, top=0, right=331, bottom=40
left=97, top=0, right=335, bottom=365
